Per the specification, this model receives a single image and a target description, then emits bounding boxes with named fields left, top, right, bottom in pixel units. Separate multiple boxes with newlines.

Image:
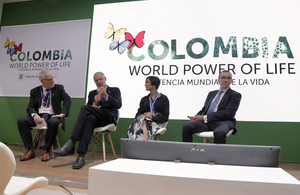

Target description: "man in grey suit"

left=54, top=72, right=122, bottom=169
left=182, top=70, right=241, bottom=144
left=17, top=70, right=71, bottom=162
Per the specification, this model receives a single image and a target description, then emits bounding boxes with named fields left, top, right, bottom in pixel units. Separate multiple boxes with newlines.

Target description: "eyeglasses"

left=220, top=77, right=232, bottom=80
left=43, top=77, right=55, bottom=82
left=94, top=79, right=103, bottom=82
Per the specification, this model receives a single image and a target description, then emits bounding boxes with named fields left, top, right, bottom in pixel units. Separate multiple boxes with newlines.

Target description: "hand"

left=94, top=94, right=101, bottom=103
left=99, top=87, right=108, bottom=99
left=187, top=115, right=203, bottom=121
left=51, top=114, right=65, bottom=120
left=142, top=114, right=153, bottom=120
left=33, top=114, right=42, bottom=124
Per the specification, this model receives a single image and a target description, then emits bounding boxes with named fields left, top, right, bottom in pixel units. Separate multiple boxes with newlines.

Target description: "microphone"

left=93, top=87, right=101, bottom=109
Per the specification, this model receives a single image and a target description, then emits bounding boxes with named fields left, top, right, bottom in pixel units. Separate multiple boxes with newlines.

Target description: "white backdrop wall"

left=87, top=0, right=300, bottom=122
left=0, top=19, right=91, bottom=98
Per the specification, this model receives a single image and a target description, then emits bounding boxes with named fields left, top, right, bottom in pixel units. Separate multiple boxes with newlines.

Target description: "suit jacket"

left=197, top=88, right=241, bottom=134
left=135, top=93, right=169, bottom=123
left=26, top=84, right=71, bottom=130
left=87, top=86, right=122, bottom=125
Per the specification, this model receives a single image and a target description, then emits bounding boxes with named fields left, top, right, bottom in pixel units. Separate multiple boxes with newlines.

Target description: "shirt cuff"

left=31, top=113, right=37, bottom=118
left=203, top=115, right=208, bottom=123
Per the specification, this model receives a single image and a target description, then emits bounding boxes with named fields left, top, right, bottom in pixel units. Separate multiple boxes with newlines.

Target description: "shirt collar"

left=219, top=87, right=230, bottom=93
left=42, top=85, right=52, bottom=92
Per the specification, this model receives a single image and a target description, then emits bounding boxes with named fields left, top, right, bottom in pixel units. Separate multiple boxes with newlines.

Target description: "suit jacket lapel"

left=37, top=85, right=42, bottom=108
left=106, top=85, right=111, bottom=96
left=50, top=85, right=56, bottom=105
left=204, top=90, right=218, bottom=114
left=219, top=88, right=232, bottom=107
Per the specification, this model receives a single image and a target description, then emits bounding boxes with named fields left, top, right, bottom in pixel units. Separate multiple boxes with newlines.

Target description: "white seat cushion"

left=195, top=129, right=234, bottom=138
left=94, top=124, right=116, bottom=133
left=154, top=128, right=167, bottom=135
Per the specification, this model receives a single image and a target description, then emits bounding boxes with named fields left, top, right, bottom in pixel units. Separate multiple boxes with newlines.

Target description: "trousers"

left=18, top=115, right=61, bottom=151
left=70, top=105, right=113, bottom=154
left=182, top=120, right=234, bottom=144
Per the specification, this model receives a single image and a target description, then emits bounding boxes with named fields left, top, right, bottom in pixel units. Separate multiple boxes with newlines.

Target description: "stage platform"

left=89, top=158, right=300, bottom=195
left=5, top=144, right=300, bottom=194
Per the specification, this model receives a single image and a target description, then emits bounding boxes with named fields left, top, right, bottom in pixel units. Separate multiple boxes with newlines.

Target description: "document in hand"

left=32, top=118, right=47, bottom=129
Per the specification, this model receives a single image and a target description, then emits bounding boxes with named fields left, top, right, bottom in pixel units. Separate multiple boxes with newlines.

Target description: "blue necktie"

left=207, top=91, right=224, bottom=114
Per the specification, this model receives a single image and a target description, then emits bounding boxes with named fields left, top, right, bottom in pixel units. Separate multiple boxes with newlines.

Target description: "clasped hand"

left=94, top=87, right=107, bottom=103
left=33, top=114, right=64, bottom=124
left=142, top=113, right=153, bottom=120
left=187, top=115, right=204, bottom=121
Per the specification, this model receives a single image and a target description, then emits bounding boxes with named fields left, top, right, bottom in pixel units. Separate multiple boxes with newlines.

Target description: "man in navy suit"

left=54, top=72, right=122, bottom=169
left=182, top=70, right=241, bottom=144
left=17, top=70, right=71, bottom=162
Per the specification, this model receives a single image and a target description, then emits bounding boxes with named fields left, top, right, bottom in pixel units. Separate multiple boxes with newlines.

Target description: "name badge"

left=39, top=107, right=50, bottom=114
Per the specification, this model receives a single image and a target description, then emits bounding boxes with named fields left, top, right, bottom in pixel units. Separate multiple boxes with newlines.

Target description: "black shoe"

left=72, top=156, right=85, bottom=169
left=53, top=142, right=75, bottom=156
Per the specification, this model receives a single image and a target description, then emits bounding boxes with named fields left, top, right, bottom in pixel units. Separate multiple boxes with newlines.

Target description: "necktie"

left=42, top=89, right=50, bottom=121
left=207, top=91, right=224, bottom=114
left=40, top=89, right=50, bottom=147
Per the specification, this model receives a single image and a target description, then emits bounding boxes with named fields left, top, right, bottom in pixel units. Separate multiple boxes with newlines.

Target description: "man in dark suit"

left=54, top=72, right=122, bottom=169
left=182, top=70, right=241, bottom=144
left=17, top=70, right=71, bottom=162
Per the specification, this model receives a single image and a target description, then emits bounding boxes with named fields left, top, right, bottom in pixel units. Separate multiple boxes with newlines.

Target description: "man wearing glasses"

left=182, top=70, right=241, bottom=144
left=17, top=70, right=71, bottom=162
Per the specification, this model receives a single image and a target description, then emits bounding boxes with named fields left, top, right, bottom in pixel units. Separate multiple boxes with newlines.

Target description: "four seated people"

left=16, top=70, right=241, bottom=168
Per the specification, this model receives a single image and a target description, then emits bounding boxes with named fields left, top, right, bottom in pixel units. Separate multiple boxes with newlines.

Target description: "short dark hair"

left=147, top=76, right=160, bottom=90
left=218, top=70, right=232, bottom=79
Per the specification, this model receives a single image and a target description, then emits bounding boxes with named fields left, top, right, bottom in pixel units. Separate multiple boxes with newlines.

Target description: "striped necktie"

left=207, top=91, right=224, bottom=114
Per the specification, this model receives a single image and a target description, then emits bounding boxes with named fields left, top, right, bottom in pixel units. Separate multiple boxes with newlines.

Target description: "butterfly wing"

left=4, top=38, right=9, bottom=48
left=105, top=22, right=114, bottom=39
left=114, top=28, right=127, bottom=42
left=8, top=41, right=15, bottom=49
left=19, top=43, right=23, bottom=51
left=109, top=41, right=119, bottom=51
left=118, top=40, right=131, bottom=54
left=125, top=32, right=134, bottom=48
left=14, top=43, right=23, bottom=52
left=10, top=48, right=16, bottom=56
left=135, top=31, right=145, bottom=48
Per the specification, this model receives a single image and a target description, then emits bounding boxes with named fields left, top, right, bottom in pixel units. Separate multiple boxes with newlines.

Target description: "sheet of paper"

left=31, top=118, right=47, bottom=129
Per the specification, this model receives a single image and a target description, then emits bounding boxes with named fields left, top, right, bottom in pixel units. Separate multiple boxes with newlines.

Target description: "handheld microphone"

left=93, top=87, right=101, bottom=109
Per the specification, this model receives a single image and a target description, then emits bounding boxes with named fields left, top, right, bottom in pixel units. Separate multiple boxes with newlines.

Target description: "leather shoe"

left=41, top=151, right=50, bottom=162
left=72, top=156, right=85, bottom=169
left=20, top=150, right=35, bottom=161
left=53, top=142, right=75, bottom=156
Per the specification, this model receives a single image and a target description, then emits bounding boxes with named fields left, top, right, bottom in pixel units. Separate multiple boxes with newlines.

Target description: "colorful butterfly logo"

left=109, top=40, right=131, bottom=55
left=125, top=31, right=145, bottom=48
left=105, top=22, right=127, bottom=43
left=4, top=38, right=23, bottom=56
